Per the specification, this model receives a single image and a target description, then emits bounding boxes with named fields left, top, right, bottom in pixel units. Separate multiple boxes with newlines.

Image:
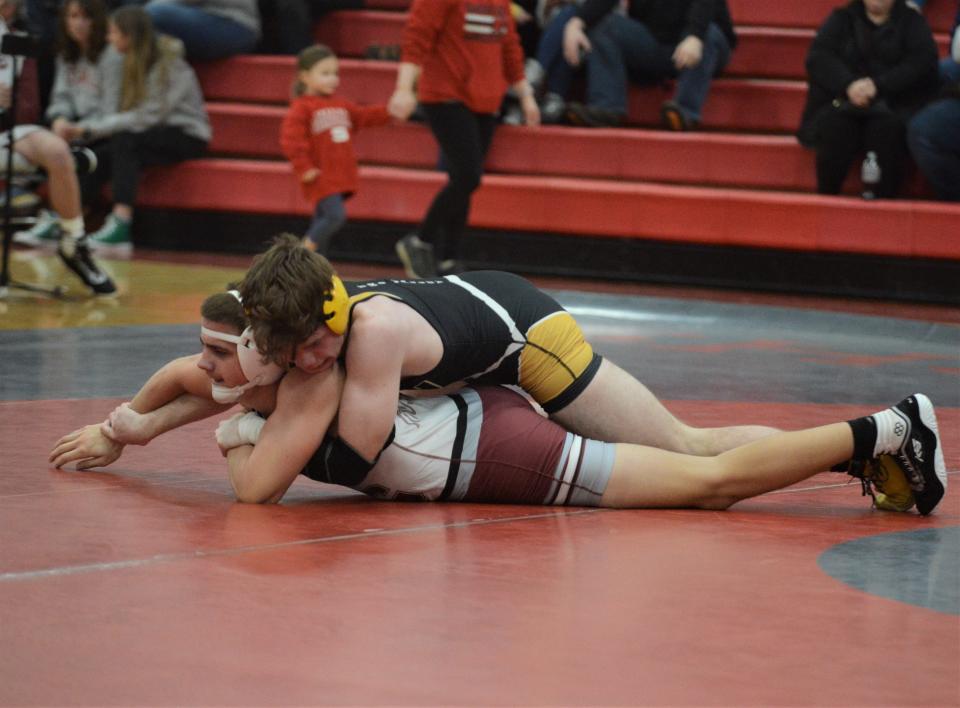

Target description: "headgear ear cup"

left=236, top=327, right=285, bottom=386
left=322, top=275, right=350, bottom=335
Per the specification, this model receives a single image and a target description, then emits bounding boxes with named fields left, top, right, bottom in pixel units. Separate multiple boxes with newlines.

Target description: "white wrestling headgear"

left=201, top=290, right=285, bottom=404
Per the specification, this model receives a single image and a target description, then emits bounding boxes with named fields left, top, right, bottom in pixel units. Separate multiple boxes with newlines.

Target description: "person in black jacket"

left=797, top=0, right=939, bottom=198
left=561, top=0, right=737, bottom=130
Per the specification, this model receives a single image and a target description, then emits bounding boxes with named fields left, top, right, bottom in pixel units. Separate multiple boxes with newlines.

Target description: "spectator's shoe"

left=842, top=456, right=916, bottom=512
left=88, top=214, right=132, bottom=253
left=70, top=146, right=98, bottom=174
left=13, top=209, right=60, bottom=247
left=58, top=237, right=117, bottom=296
left=887, top=394, right=946, bottom=515
left=540, top=92, right=566, bottom=124
left=525, top=58, right=545, bottom=92
left=660, top=100, right=697, bottom=131
left=501, top=103, right=524, bottom=125
left=395, top=234, right=436, bottom=278
left=566, top=102, right=625, bottom=128
left=364, top=43, right=400, bottom=61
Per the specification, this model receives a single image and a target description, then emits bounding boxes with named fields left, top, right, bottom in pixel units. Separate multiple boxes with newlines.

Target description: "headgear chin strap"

left=201, top=325, right=285, bottom=403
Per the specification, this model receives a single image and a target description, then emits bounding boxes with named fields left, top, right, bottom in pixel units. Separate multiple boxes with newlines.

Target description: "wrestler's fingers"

left=76, top=455, right=110, bottom=470
left=50, top=447, right=90, bottom=469
left=48, top=437, right=81, bottom=464
left=51, top=427, right=84, bottom=449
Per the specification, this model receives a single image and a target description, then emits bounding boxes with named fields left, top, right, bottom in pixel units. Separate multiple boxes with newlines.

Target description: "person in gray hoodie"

left=57, top=5, right=211, bottom=249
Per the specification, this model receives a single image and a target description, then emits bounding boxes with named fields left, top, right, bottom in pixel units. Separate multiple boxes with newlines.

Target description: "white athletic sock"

left=59, top=216, right=85, bottom=240
left=870, top=407, right=908, bottom=457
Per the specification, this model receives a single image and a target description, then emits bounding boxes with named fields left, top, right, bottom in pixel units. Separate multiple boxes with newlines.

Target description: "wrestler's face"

left=197, top=319, right=247, bottom=387
left=293, top=325, right=343, bottom=374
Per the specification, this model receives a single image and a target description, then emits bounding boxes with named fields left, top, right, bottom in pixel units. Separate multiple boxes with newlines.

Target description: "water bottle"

left=861, top=151, right=881, bottom=200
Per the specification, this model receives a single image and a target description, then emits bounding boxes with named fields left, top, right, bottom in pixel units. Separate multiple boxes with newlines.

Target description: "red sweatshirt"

left=401, top=0, right=525, bottom=114
left=280, top=94, right=390, bottom=203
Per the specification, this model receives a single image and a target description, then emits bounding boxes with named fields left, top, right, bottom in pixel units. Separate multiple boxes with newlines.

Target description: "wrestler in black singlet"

left=342, top=271, right=602, bottom=413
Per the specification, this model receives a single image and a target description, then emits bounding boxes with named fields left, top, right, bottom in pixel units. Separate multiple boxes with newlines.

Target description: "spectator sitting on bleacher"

left=562, top=0, right=737, bottom=130
left=797, top=0, right=939, bottom=199
left=280, top=44, right=390, bottom=255
left=907, top=6, right=960, bottom=202
left=1, top=0, right=115, bottom=294
left=15, top=0, right=116, bottom=246
left=55, top=5, right=210, bottom=250
left=523, top=0, right=586, bottom=124
left=143, top=0, right=260, bottom=61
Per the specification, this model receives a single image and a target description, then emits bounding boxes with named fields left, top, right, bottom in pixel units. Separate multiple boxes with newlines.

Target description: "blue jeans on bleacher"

left=908, top=97, right=960, bottom=202
left=536, top=5, right=579, bottom=97
left=584, top=14, right=731, bottom=123
left=145, top=2, right=260, bottom=61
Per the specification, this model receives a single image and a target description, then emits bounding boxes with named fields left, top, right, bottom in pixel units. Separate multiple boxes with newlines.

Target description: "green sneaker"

left=13, top=210, right=61, bottom=247
left=88, top=215, right=132, bottom=252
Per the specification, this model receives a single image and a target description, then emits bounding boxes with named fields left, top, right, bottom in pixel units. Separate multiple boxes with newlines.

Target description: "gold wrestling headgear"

left=322, top=275, right=349, bottom=335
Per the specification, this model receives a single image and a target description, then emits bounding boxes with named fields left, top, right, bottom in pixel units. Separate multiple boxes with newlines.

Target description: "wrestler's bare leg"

left=551, top=359, right=779, bottom=455
left=600, top=422, right=853, bottom=509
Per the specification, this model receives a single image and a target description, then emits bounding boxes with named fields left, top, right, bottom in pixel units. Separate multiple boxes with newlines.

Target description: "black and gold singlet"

left=343, top=271, right=601, bottom=413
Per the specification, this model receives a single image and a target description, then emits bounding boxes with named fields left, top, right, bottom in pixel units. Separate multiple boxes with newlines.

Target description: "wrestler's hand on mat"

left=101, top=402, right=153, bottom=445
left=49, top=424, right=124, bottom=470
left=216, top=411, right=266, bottom=456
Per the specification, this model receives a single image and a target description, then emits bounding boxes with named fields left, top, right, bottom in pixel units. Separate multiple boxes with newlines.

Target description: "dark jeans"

left=306, top=192, right=348, bottom=253
left=908, top=97, right=960, bottom=201
left=586, top=14, right=731, bottom=122
left=419, top=102, right=497, bottom=262
left=811, top=109, right=907, bottom=197
left=536, top=5, right=579, bottom=97
left=80, top=126, right=207, bottom=207
left=145, top=2, right=259, bottom=61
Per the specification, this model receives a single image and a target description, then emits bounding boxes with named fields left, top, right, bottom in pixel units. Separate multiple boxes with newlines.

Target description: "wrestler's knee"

left=690, top=463, right=739, bottom=510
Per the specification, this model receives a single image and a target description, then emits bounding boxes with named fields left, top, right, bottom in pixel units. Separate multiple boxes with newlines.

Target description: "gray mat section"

left=2, top=292, right=958, bottom=405
left=818, top=527, right=960, bottom=615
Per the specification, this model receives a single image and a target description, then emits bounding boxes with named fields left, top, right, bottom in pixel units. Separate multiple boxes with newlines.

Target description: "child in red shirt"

left=280, top=44, right=390, bottom=254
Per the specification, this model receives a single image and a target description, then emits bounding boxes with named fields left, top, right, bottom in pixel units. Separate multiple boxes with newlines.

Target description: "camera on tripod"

left=1, top=31, right=41, bottom=59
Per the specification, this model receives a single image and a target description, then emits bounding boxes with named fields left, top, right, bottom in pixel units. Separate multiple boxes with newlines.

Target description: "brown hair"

left=200, top=288, right=247, bottom=334
left=292, top=43, right=335, bottom=97
left=110, top=5, right=177, bottom=111
left=56, top=0, right=108, bottom=64
left=239, top=234, right=338, bottom=364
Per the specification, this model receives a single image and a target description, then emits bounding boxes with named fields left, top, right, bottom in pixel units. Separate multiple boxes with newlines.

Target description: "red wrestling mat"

left=2, top=398, right=958, bottom=706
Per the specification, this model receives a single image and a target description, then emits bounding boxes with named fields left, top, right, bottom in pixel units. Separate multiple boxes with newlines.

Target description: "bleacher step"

left=138, top=159, right=960, bottom=260
left=196, top=57, right=808, bottom=132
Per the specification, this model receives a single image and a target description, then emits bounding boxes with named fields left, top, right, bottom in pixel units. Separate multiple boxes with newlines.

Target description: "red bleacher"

left=148, top=1, right=960, bottom=266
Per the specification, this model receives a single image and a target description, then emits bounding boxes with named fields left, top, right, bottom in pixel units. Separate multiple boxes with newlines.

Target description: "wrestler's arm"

left=225, top=365, right=343, bottom=503
left=335, top=315, right=405, bottom=462
left=50, top=356, right=228, bottom=469
left=104, top=355, right=230, bottom=445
